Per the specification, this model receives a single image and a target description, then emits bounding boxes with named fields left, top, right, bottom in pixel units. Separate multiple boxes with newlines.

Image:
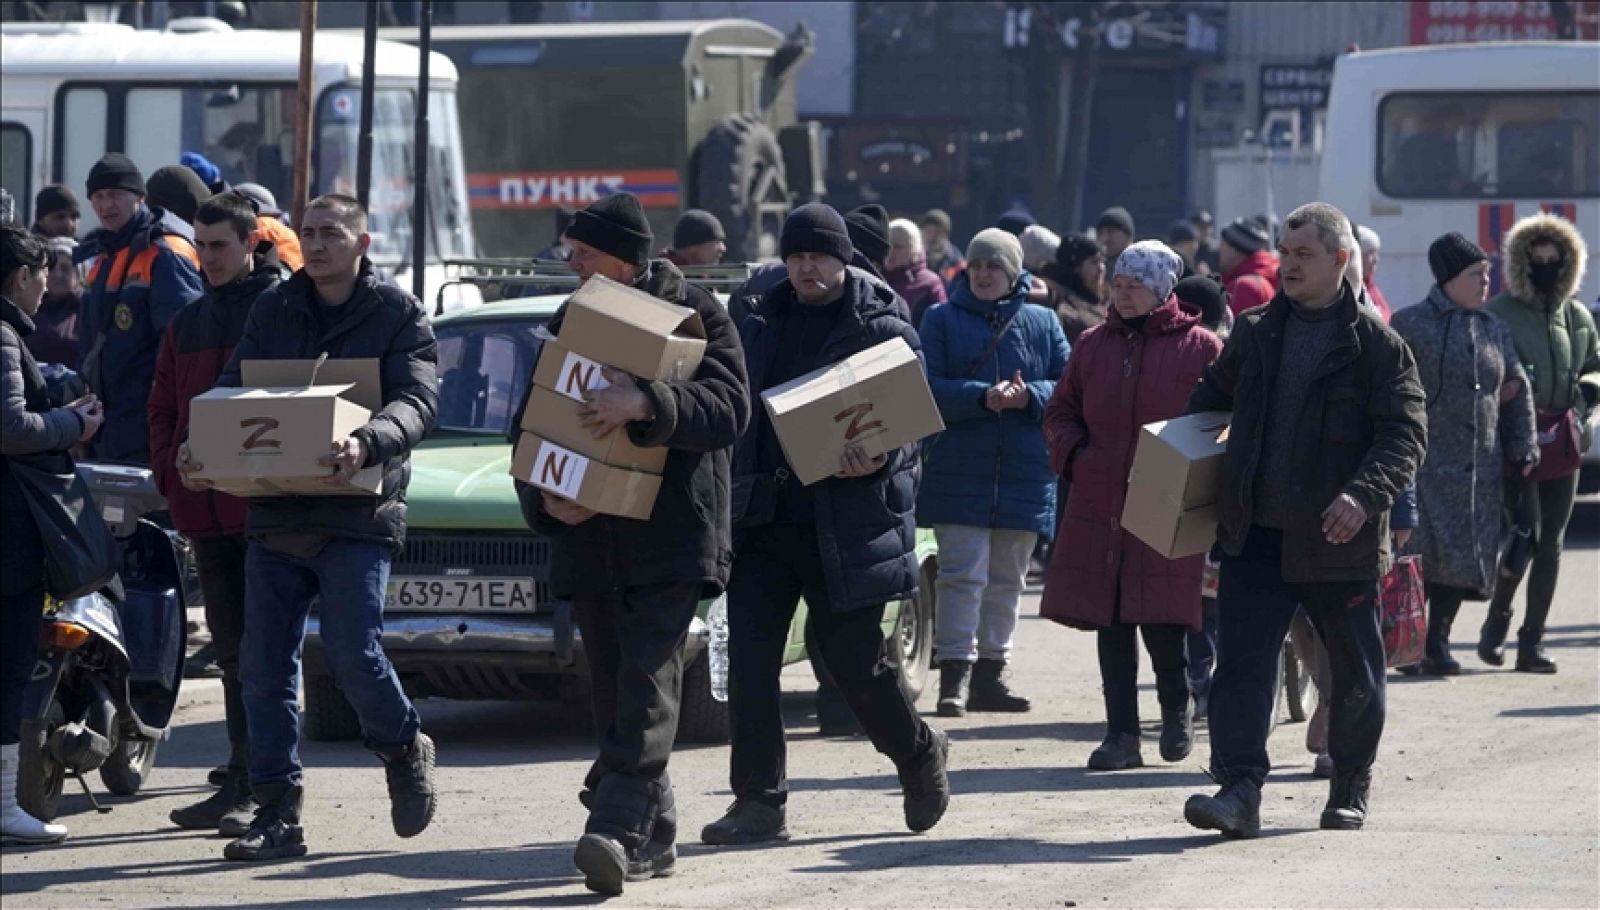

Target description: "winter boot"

left=627, top=784, right=677, bottom=883
left=1184, top=773, right=1261, bottom=839
left=378, top=731, right=437, bottom=838
left=171, top=767, right=258, bottom=835
left=898, top=727, right=950, bottom=833
left=0, top=743, right=67, bottom=845
left=1514, top=629, right=1557, bottom=674
left=1159, top=704, right=1194, bottom=763
left=1087, top=732, right=1143, bottom=771
left=1478, top=607, right=1513, bottom=667
left=1421, top=603, right=1461, bottom=675
left=966, top=658, right=1031, bottom=712
left=1320, top=769, right=1371, bottom=830
left=700, top=799, right=789, bottom=845
left=936, top=661, right=970, bottom=718
left=224, top=783, right=307, bottom=861
left=574, top=833, right=629, bottom=895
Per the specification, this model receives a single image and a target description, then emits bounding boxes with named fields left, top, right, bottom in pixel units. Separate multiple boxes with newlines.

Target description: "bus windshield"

left=316, top=84, right=475, bottom=263
left=1378, top=91, right=1600, bottom=199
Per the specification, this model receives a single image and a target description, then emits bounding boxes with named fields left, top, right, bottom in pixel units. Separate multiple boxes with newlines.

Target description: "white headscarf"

left=1112, top=240, right=1183, bottom=301
left=888, top=218, right=923, bottom=256
left=1019, top=224, right=1061, bottom=271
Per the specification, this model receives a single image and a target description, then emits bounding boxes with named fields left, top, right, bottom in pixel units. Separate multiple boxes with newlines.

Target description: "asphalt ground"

left=3, top=500, right=1597, bottom=909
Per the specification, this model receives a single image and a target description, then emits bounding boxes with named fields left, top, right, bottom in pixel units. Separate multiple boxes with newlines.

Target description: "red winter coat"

left=1040, top=297, right=1223, bottom=631
left=148, top=248, right=281, bottom=538
left=1223, top=249, right=1280, bottom=316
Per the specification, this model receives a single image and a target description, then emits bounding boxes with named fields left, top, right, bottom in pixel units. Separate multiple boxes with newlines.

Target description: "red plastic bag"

left=1380, top=555, right=1426, bottom=669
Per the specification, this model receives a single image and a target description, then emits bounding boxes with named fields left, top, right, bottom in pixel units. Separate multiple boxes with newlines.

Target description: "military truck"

left=377, top=19, right=824, bottom=261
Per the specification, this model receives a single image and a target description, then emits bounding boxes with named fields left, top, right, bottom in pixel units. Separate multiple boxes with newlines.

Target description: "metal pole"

left=412, top=0, right=431, bottom=301
left=356, top=0, right=378, bottom=209
left=292, top=0, right=317, bottom=227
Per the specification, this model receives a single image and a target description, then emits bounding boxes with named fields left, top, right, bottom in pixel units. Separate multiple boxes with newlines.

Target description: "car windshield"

left=434, top=318, right=549, bottom=434
left=317, top=85, right=476, bottom=263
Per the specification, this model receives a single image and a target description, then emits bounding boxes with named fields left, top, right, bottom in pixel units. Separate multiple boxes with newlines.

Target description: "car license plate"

left=385, top=577, right=538, bottom=611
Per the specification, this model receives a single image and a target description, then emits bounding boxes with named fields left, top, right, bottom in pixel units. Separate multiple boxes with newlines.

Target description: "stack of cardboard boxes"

left=509, top=275, right=706, bottom=520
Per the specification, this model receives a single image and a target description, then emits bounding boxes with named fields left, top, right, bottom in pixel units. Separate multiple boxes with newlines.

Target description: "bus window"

left=60, top=87, right=108, bottom=201
left=1, top=123, right=31, bottom=221
left=1379, top=92, right=1599, bottom=199
left=124, top=85, right=297, bottom=206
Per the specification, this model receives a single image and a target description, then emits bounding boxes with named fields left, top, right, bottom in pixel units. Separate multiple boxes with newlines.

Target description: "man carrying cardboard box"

left=701, top=204, right=951, bottom=848
left=511, top=192, right=750, bottom=895
left=1182, top=203, right=1426, bottom=839
left=150, top=192, right=284, bottom=836
left=182, top=194, right=440, bottom=862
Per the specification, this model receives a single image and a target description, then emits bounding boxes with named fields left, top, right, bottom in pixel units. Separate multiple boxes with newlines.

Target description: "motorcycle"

left=16, top=463, right=188, bottom=821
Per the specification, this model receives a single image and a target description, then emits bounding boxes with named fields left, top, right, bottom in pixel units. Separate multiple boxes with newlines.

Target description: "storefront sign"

left=1260, top=64, right=1334, bottom=112
left=466, top=170, right=680, bottom=210
left=1409, top=0, right=1599, bottom=43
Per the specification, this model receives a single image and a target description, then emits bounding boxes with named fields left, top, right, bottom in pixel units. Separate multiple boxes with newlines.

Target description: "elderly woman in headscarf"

left=885, top=218, right=948, bottom=330
left=1041, top=241, right=1224, bottom=771
left=1037, top=234, right=1108, bottom=346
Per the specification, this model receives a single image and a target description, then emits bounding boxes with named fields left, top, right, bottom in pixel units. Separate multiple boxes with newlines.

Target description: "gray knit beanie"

left=966, top=228, right=1024, bottom=285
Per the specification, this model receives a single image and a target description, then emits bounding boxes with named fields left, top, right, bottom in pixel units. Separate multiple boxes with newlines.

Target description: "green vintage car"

left=302, top=289, right=938, bottom=743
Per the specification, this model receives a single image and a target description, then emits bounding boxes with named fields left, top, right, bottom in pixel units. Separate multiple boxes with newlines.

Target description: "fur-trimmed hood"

left=1502, top=212, right=1587, bottom=305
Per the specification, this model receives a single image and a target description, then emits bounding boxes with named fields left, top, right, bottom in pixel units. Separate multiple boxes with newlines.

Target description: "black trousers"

left=727, top=523, right=932, bottom=808
left=1208, top=526, right=1386, bottom=788
left=574, top=580, right=701, bottom=851
left=0, top=585, right=46, bottom=746
left=1097, top=622, right=1189, bottom=735
left=192, top=535, right=250, bottom=771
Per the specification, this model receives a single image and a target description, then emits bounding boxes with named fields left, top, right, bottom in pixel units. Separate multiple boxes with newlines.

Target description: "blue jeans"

left=241, top=540, right=420, bottom=788
left=1206, top=526, right=1386, bottom=789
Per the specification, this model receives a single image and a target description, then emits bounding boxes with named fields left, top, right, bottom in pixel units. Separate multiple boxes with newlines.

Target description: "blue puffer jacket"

left=734, top=270, right=923, bottom=613
left=916, top=271, right=1070, bottom=538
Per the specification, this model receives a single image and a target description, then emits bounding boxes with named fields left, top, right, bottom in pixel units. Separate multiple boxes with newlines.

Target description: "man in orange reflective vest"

left=76, top=153, right=205, bottom=464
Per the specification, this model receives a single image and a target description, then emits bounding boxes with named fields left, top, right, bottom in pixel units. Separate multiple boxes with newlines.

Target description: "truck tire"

left=695, top=113, right=787, bottom=262
left=676, top=651, right=730, bottom=744
left=303, top=673, right=362, bottom=742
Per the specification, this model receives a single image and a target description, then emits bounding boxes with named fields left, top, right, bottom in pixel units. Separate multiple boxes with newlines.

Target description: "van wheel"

left=891, top=560, right=937, bottom=704
left=676, top=651, right=730, bottom=744
left=303, top=673, right=362, bottom=742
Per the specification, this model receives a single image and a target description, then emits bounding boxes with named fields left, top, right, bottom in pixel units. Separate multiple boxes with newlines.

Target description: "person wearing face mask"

left=1483, top=214, right=1599, bottom=674
left=1, top=225, right=103, bottom=845
left=1389, top=233, right=1538, bottom=677
left=919, top=229, right=1069, bottom=718
left=1041, top=241, right=1222, bottom=771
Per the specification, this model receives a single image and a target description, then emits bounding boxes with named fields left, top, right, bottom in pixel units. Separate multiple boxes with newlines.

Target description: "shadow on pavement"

left=790, top=829, right=1304, bottom=873
left=1498, top=703, right=1600, bottom=718
left=794, top=763, right=1211, bottom=796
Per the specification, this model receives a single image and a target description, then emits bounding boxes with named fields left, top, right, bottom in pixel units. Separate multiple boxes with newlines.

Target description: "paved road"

left=4, top=501, right=1597, bottom=909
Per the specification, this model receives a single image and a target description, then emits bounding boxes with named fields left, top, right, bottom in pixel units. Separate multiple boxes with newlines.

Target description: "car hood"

left=405, top=435, right=528, bottom=531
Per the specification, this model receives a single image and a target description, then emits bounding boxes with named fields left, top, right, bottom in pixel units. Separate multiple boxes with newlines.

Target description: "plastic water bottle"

left=707, top=595, right=730, bottom=702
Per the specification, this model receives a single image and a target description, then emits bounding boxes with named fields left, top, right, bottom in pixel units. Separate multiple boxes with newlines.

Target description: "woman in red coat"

left=1041, top=240, right=1224, bottom=771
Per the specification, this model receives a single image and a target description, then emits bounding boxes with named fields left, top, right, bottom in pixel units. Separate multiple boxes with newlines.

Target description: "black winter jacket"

left=2, top=297, right=85, bottom=595
left=217, top=260, right=438, bottom=551
left=1188, top=282, right=1427, bottom=582
left=734, top=271, right=923, bottom=612
left=514, top=260, right=751, bottom=599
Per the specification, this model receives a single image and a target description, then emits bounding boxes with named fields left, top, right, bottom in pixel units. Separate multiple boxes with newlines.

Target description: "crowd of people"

left=1, top=163, right=1597, bottom=898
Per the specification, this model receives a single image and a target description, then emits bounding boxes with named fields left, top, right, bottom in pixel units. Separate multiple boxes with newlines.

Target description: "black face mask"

left=1529, top=259, right=1563, bottom=294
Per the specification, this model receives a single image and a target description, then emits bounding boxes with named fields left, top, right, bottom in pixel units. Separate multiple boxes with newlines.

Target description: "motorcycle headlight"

left=40, top=622, right=91, bottom=651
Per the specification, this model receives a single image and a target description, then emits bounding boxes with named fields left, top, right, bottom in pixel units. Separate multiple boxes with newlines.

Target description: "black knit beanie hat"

left=87, top=153, right=145, bottom=198
left=146, top=165, right=212, bottom=225
left=567, top=192, right=654, bottom=268
left=672, top=209, right=725, bottom=249
left=845, top=204, right=890, bottom=264
left=1428, top=232, right=1489, bottom=286
left=780, top=203, right=854, bottom=265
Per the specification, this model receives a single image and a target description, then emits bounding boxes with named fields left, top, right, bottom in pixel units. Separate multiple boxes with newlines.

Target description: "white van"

left=1318, top=41, right=1600, bottom=313
left=0, top=20, right=481, bottom=311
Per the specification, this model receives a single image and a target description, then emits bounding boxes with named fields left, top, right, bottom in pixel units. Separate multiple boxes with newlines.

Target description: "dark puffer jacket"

left=1188, top=282, right=1427, bottom=582
left=514, top=259, right=751, bottom=599
left=734, top=270, right=923, bottom=612
left=217, top=260, right=438, bottom=551
left=2, top=297, right=85, bottom=595
left=149, top=244, right=283, bottom=539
